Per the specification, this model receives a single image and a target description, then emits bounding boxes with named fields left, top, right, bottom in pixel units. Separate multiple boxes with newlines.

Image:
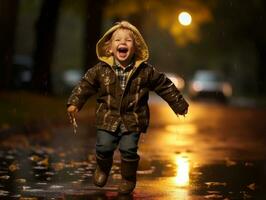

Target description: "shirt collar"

left=113, top=58, right=135, bottom=71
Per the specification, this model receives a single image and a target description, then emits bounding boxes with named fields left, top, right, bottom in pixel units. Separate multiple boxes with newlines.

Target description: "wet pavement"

left=1, top=99, right=266, bottom=199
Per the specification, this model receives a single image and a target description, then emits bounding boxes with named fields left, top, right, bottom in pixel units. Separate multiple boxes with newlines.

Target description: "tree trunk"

left=0, top=0, right=19, bottom=90
left=255, top=41, right=266, bottom=95
left=31, top=0, right=62, bottom=94
left=84, top=0, right=105, bottom=71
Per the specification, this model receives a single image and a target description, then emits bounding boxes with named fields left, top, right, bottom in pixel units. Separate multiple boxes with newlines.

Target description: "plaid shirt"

left=113, top=62, right=134, bottom=90
left=113, top=61, right=134, bottom=132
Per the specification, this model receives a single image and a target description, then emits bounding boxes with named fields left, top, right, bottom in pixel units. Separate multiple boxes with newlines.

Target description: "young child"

left=67, top=21, right=189, bottom=194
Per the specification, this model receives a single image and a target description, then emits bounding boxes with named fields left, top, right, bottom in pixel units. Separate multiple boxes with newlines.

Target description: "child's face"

left=110, top=29, right=135, bottom=67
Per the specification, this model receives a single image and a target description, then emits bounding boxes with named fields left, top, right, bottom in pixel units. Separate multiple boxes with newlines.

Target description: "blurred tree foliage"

left=104, top=0, right=266, bottom=95
left=1, top=0, right=265, bottom=96
left=104, top=0, right=212, bottom=46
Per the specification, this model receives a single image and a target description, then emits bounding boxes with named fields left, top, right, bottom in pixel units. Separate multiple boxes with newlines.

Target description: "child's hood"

left=96, top=21, right=149, bottom=68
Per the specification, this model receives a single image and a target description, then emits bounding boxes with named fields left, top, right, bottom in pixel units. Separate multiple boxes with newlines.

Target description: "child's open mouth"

left=117, top=47, right=129, bottom=58
left=118, top=47, right=128, bottom=53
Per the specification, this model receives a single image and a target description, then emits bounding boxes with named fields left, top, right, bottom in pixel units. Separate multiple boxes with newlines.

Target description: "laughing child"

left=67, top=21, right=189, bottom=194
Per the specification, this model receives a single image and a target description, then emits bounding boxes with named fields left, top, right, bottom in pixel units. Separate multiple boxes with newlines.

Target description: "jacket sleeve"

left=148, top=66, right=189, bottom=115
left=67, top=65, right=99, bottom=110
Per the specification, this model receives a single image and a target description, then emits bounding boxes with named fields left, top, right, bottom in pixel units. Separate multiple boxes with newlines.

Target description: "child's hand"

left=67, top=105, right=78, bottom=123
left=67, top=105, right=78, bottom=113
left=67, top=105, right=78, bottom=134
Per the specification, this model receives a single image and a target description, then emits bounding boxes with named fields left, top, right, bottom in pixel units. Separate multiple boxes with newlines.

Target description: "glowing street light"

left=178, top=11, right=192, bottom=26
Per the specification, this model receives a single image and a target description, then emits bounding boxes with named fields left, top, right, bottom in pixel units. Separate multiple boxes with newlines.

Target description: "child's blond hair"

left=102, top=21, right=143, bottom=59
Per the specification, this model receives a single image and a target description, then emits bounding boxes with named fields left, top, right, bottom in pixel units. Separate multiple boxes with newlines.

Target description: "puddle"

left=0, top=139, right=265, bottom=199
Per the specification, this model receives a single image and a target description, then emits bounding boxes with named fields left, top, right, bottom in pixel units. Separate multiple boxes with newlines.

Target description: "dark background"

left=1, top=0, right=266, bottom=97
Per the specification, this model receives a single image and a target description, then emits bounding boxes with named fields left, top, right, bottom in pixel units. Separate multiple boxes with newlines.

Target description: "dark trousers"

left=95, top=128, right=141, bottom=160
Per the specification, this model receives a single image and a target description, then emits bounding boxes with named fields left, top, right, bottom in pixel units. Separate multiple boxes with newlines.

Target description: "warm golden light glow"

left=174, top=155, right=190, bottom=187
left=178, top=11, right=192, bottom=26
left=165, top=124, right=197, bottom=135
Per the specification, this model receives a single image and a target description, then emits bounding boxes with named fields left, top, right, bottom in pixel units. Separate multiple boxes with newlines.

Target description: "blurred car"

left=165, top=72, right=185, bottom=91
left=188, top=70, right=232, bottom=102
left=63, top=69, right=83, bottom=87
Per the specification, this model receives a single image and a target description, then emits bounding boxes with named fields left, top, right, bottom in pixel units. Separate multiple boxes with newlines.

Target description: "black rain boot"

left=118, top=158, right=139, bottom=194
left=93, top=155, right=113, bottom=187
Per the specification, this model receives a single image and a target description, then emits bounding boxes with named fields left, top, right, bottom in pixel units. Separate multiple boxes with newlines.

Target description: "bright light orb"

left=175, top=156, right=190, bottom=187
left=178, top=11, right=192, bottom=26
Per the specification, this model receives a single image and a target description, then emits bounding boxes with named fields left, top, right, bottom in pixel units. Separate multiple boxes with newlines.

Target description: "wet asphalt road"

left=0, top=97, right=266, bottom=199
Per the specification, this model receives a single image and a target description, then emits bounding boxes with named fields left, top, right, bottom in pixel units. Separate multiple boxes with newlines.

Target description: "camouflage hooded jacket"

left=67, top=21, right=189, bottom=133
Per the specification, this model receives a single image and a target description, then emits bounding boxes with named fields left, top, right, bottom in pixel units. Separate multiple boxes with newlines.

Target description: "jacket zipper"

left=109, top=64, right=140, bottom=130
left=118, top=67, right=139, bottom=128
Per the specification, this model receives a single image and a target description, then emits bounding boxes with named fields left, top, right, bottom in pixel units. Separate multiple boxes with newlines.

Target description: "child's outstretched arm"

left=67, top=65, right=99, bottom=111
left=148, top=66, right=189, bottom=116
left=66, top=65, right=99, bottom=133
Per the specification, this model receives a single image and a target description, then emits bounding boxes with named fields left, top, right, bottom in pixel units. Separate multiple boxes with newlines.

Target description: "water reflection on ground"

left=0, top=145, right=265, bottom=199
left=1, top=101, right=266, bottom=199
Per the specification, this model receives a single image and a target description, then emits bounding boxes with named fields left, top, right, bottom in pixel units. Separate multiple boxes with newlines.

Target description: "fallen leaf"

left=19, top=197, right=38, bottom=200
left=247, top=183, right=256, bottom=190
left=50, top=185, right=64, bottom=189
left=0, top=190, right=9, bottom=196
left=245, top=162, right=254, bottom=167
left=37, top=157, right=49, bottom=166
left=205, top=182, right=227, bottom=187
left=9, top=162, right=19, bottom=172
left=0, top=175, right=10, bottom=180
left=204, top=194, right=223, bottom=199
left=29, top=155, right=41, bottom=162
left=15, top=178, right=26, bottom=183
left=58, top=152, right=66, bottom=157
left=52, top=162, right=65, bottom=171
left=225, top=157, right=237, bottom=166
